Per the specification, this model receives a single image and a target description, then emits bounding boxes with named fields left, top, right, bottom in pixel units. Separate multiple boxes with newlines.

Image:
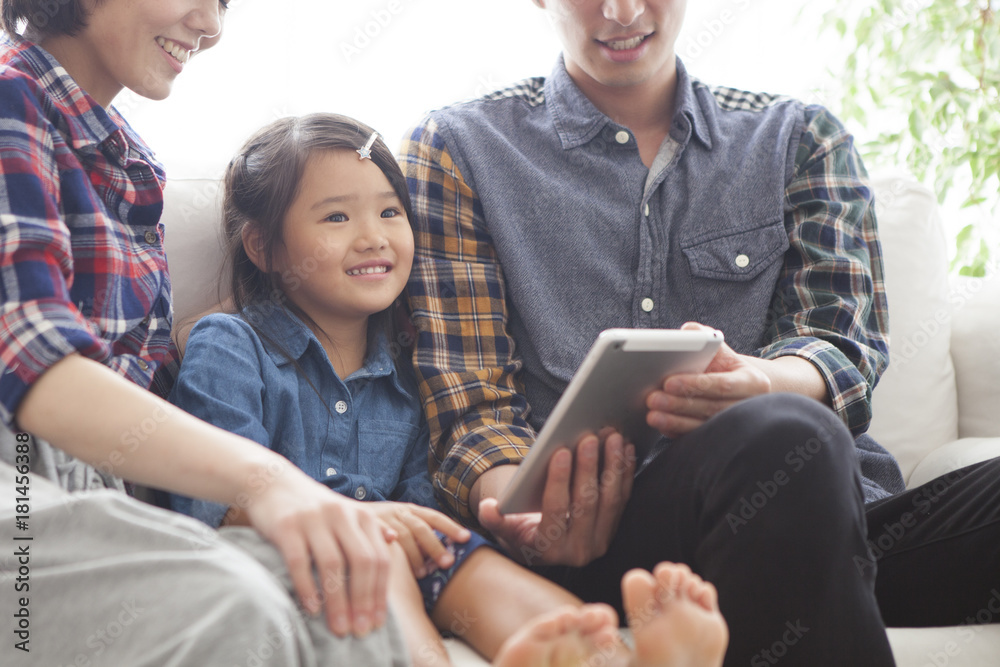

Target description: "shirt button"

left=641, top=298, right=655, bottom=313
left=615, top=130, right=631, bottom=144
left=335, top=400, right=348, bottom=414
left=643, top=203, right=650, bottom=217
left=137, top=359, right=149, bottom=371
left=140, top=314, right=151, bottom=326
left=735, top=254, right=750, bottom=268
left=144, top=230, right=158, bottom=244
left=325, top=467, right=337, bottom=477
left=354, top=486, right=367, bottom=500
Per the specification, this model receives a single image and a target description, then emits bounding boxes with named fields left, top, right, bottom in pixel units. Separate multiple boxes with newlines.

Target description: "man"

left=401, top=1, right=1000, bottom=665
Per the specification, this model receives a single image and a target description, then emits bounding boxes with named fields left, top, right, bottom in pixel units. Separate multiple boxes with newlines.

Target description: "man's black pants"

left=538, top=393, right=1000, bottom=666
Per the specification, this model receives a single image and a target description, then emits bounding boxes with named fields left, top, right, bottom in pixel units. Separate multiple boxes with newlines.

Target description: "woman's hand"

left=243, top=464, right=395, bottom=638
left=370, top=502, right=471, bottom=578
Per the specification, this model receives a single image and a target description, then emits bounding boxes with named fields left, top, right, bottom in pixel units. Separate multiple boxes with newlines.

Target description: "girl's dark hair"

left=222, top=113, right=415, bottom=363
left=1, top=0, right=93, bottom=37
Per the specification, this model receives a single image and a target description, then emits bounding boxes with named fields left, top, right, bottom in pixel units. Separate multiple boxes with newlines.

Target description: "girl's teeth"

left=348, top=266, right=388, bottom=276
left=156, top=37, right=190, bottom=64
left=607, top=36, right=644, bottom=51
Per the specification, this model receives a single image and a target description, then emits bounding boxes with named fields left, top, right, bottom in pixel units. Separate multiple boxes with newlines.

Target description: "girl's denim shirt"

left=167, top=303, right=435, bottom=527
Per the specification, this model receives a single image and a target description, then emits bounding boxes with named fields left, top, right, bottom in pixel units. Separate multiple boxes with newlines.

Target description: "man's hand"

left=645, top=323, right=771, bottom=438
left=477, top=431, right=636, bottom=567
left=645, top=322, right=829, bottom=438
left=370, top=502, right=471, bottom=578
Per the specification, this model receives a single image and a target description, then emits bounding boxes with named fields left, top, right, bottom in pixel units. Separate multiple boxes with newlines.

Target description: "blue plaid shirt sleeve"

left=758, top=105, right=890, bottom=437
left=1, top=34, right=176, bottom=429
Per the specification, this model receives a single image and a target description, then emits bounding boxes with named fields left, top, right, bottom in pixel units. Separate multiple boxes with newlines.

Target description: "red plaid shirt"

left=0, top=33, right=178, bottom=428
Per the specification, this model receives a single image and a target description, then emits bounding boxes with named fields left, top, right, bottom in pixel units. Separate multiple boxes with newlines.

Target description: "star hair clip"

left=357, top=131, right=379, bottom=161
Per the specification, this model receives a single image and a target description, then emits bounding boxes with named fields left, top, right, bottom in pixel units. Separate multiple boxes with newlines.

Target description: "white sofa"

left=162, top=174, right=1000, bottom=665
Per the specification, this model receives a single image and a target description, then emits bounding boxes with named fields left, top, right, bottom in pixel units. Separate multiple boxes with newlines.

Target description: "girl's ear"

left=241, top=226, right=269, bottom=271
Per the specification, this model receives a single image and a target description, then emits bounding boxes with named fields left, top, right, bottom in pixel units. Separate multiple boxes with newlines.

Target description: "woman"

left=0, top=2, right=404, bottom=665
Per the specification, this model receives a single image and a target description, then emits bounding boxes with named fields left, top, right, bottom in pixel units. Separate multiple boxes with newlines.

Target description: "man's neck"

left=565, top=58, right=679, bottom=167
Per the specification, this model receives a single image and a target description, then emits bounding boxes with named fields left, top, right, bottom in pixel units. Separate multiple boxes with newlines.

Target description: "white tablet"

left=497, top=328, right=724, bottom=515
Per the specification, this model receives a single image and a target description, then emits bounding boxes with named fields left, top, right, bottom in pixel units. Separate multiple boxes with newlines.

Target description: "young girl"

left=168, top=112, right=728, bottom=667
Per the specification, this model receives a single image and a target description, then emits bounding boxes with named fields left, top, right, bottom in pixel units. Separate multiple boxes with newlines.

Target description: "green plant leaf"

left=820, top=0, right=998, bottom=275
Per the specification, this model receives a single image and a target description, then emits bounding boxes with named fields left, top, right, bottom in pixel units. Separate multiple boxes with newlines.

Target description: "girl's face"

left=270, top=150, right=414, bottom=331
left=52, top=0, right=226, bottom=105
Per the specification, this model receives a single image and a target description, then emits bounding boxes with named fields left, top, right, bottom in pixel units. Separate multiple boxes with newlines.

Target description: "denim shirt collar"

left=242, top=302, right=412, bottom=398
left=544, top=54, right=713, bottom=151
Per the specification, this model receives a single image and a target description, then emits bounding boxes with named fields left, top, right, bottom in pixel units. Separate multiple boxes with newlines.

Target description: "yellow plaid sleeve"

left=399, top=117, right=534, bottom=525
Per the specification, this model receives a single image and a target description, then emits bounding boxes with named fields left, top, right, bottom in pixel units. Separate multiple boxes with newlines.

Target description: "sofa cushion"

left=950, top=275, right=1000, bottom=438
left=907, top=437, right=1000, bottom=488
left=867, top=176, right=959, bottom=483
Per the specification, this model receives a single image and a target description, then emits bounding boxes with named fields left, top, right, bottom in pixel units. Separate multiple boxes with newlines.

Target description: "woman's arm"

left=17, top=353, right=391, bottom=638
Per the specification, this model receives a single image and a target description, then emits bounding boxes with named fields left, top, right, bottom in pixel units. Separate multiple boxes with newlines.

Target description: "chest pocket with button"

left=679, top=217, right=789, bottom=353
left=357, top=419, right=420, bottom=498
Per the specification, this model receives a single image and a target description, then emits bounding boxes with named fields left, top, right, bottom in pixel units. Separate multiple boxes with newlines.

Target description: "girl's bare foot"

left=492, top=604, right=623, bottom=667
left=623, top=562, right=729, bottom=667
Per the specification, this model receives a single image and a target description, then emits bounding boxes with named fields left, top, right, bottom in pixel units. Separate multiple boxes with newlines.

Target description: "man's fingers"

left=660, top=372, right=733, bottom=400
left=540, top=447, right=573, bottom=521
left=646, top=409, right=708, bottom=438
left=593, top=433, right=629, bottom=553
left=477, top=498, right=542, bottom=564
left=620, top=443, right=637, bottom=503
left=571, top=436, right=601, bottom=517
left=648, top=391, right=733, bottom=421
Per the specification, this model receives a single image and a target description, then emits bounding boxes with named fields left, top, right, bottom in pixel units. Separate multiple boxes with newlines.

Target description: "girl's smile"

left=346, top=259, right=394, bottom=278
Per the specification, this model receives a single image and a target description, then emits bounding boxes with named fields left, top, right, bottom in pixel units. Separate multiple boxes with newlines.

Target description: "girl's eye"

left=325, top=213, right=348, bottom=223
left=380, top=208, right=401, bottom=218
left=219, top=0, right=230, bottom=9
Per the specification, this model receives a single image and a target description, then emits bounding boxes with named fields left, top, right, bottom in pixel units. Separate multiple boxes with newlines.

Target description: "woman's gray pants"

left=0, top=455, right=409, bottom=667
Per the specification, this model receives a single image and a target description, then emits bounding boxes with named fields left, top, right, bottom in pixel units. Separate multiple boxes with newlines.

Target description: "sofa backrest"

left=161, top=174, right=979, bottom=482
left=866, top=176, right=959, bottom=481
left=162, top=179, right=228, bottom=328
left=949, top=274, right=1000, bottom=439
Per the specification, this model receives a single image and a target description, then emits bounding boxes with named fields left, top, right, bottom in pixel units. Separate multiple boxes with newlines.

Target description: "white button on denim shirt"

left=429, top=56, right=802, bottom=432
left=166, top=304, right=437, bottom=527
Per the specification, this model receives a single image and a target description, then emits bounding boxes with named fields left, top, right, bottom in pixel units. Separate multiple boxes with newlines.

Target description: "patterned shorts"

left=417, top=530, right=492, bottom=613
